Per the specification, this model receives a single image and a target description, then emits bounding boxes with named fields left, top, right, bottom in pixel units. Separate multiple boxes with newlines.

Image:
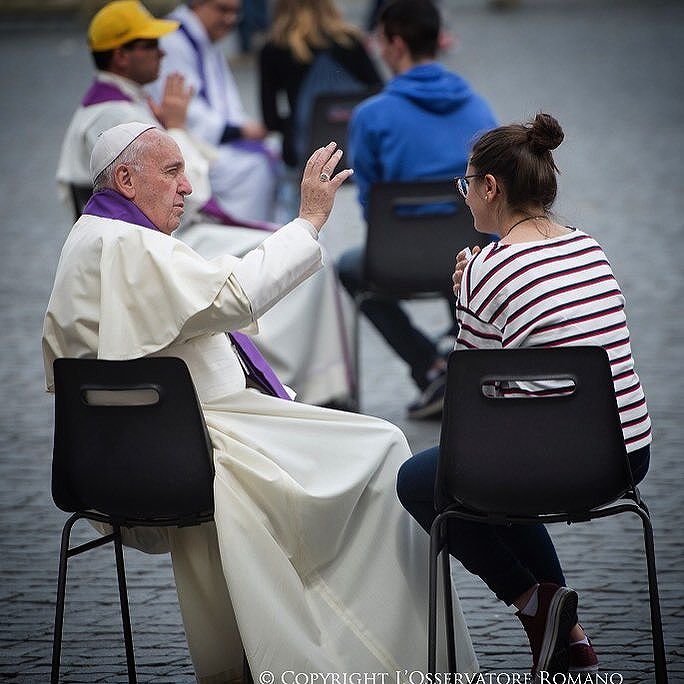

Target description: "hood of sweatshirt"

left=385, top=62, right=475, bottom=114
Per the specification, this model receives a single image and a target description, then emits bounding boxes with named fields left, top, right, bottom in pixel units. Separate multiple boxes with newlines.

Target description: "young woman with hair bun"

left=397, top=113, right=651, bottom=676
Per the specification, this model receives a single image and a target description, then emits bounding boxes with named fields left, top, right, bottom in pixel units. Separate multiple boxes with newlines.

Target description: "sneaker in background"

left=407, top=372, right=446, bottom=420
left=516, top=583, right=578, bottom=677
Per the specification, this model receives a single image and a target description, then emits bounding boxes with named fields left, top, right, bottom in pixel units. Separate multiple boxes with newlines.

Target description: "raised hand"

left=240, top=121, right=268, bottom=140
left=148, top=73, right=193, bottom=130
left=452, top=245, right=480, bottom=296
left=298, top=142, right=353, bottom=233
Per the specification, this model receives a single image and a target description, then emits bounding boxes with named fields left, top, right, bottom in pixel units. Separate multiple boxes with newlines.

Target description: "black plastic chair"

left=305, top=89, right=377, bottom=163
left=69, top=184, right=92, bottom=221
left=351, top=180, right=489, bottom=408
left=428, top=347, right=667, bottom=681
left=50, top=357, right=250, bottom=683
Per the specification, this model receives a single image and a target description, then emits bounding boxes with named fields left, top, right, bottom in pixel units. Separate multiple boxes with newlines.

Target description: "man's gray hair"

left=93, top=136, right=146, bottom=193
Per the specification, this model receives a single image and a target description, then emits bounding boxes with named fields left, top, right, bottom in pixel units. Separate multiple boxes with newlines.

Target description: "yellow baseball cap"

left=88, top=1, right=179, bottom=52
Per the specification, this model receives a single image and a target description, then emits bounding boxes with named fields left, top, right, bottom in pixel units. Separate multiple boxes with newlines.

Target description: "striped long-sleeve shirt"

left=456, top=228, right=651, bottom=453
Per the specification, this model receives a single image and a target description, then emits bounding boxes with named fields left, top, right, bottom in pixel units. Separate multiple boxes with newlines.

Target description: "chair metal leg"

left=435, top=502, right=669, bottom=680
left=113, top=525, right=137, bottom=684
left=634, top=508, right=668, bottom=683
left=51, top=513, right=81, bottom=684
left=441, top=533, right=457, bottom=674
left=639, top=497, right=651, bottom=517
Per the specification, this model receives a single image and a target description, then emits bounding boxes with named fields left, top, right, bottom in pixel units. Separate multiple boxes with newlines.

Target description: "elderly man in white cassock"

left=56, top=0, right=354, bottom=407
left=43, top=123, right=477, bottom=683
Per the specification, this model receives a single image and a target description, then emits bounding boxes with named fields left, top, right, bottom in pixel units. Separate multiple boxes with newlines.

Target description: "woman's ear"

left=113, top=164, right=135, bottom=199
left=483, top=173, right=498, bottom=203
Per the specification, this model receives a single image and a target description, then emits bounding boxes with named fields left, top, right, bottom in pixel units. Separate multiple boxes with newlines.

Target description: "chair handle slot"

left=325, top=105, right=355, bottom=123
left=80, top=385, right=162, bottom=407
left=480, top=374, right=577, bottom=399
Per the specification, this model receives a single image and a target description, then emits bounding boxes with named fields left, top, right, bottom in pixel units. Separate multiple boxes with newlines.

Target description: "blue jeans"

left=338, top=246, right=456, bottom=390
left=396, top=444, right=650, bottom=605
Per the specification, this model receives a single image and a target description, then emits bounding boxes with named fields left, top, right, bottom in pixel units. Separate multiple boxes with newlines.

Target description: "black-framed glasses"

left=454, top=174, right=483, bottom=199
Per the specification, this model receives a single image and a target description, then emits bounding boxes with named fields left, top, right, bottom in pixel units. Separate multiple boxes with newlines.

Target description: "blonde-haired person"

left=259, top=0, right=382, bottom=169
left=397, top=113, right=651, bottom=676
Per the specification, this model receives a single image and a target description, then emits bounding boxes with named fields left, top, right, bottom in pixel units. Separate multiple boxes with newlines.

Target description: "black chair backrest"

left=437, top=347, right=632, bottom=517
left=52, top=357, right=214, bottom=522
left=305, top=89, right=377, bottom=162
left=364, top=180, right=489, bottom=296
left=70, top=184, right=92, bottom=221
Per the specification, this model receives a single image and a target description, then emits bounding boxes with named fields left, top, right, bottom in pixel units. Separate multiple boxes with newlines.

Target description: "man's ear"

left=113, top=164, right=135, bottom=199
left=110, top=46, right=130, bottom=73
left=390, top=34, right=408, bottom=56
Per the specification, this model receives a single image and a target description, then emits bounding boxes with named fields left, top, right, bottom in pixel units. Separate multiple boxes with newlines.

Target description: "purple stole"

left=200, top=197, right=278, bottom=232
left=84, top=189, right=291, bottom=400
left=81, top=80, right=133, bottom=107
left=83, top=188, right=159, bottom=231
left=228, top=333, right=290, bottom=400
left=177, top=25, right=210, bottom=103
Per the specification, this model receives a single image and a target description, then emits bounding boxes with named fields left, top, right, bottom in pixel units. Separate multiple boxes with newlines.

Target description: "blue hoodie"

left=349, top=62, right=497, bottom=214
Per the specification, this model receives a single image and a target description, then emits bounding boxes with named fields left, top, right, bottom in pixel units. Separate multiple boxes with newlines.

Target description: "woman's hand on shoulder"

left=453, top=246, right=480, bottom=296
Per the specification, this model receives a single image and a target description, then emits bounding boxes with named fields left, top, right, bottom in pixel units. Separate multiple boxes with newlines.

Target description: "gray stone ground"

left=1, top=0, right=683, bottom=681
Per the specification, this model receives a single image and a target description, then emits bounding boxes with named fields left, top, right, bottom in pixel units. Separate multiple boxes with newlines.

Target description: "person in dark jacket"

left=259, top=0, right=382, bottom=169
left=339, top=0, right=497, bottom=419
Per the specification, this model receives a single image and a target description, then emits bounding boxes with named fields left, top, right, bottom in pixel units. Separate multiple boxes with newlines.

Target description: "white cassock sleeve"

left=43, top=215, right=321, bottom=391
left=177, top=218, right=320, bottom=340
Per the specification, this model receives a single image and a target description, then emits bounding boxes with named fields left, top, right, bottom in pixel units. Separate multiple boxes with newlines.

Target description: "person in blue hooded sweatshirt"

left=339, top=0, right=496, bottom=419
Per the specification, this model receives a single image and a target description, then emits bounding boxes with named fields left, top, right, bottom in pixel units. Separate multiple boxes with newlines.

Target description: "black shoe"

left=407, top=373, right=446, bottom=420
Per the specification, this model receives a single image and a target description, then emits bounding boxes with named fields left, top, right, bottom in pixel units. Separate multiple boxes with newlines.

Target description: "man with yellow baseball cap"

left=85, top=1, right=181, bottom=90
left=88, top=0, right=178, bottom=52
left=57, top=1, right=201, bottom=202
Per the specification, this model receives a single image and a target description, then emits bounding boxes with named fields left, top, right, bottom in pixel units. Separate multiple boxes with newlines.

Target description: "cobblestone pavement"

left=1, top=1, right=682, bottom=682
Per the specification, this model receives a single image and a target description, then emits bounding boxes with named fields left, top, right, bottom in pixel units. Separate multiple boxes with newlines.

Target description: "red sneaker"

left=569, top=638, right=599, bottom=672
left=516, top=583, right=578, bottom=677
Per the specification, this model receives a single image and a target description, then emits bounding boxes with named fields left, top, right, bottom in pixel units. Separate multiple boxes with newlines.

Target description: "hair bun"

left=527, top=112, right=564, bottom=154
